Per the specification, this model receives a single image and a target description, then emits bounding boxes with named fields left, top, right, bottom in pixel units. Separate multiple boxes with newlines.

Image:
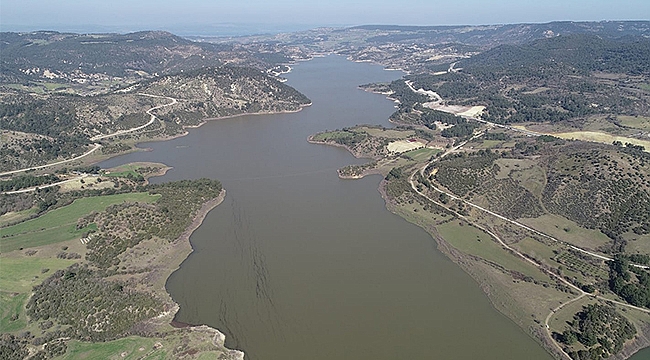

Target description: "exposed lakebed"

left=99, top=55, right=551, bottom=359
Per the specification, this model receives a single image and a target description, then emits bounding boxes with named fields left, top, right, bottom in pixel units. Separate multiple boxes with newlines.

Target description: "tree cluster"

left=440, top=122, right=479, bottom=138
left=26, top=264, right=162, bottom=341
left=0, top=174, right=59, bottom=192
left=609, top=255, right=650, bottom=308
left=85, top=179, right=222, bottom=269
left=558, top=303, right=636, bottom=360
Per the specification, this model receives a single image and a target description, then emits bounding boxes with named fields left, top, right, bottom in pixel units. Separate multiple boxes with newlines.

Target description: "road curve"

left=416, top=164, right=649, bottom=269
left=408, top=132, right=650, bottom=359
left=0, top=93, right=177, bottom=177
left=0, top=144, right=103, bottom=177
left=90, top=93, right=177, bottom=141
left=409, top=158, right=580, bottom=359
left=398, top=74, right=650, bottom=357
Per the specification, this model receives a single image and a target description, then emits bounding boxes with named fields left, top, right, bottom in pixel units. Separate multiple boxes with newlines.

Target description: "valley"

left=2, top=21, right=650, bottom=360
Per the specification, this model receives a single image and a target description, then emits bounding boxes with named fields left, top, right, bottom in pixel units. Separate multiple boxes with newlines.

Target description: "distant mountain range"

left=2, top=21, right=648, bottom=87
left=350, top=21, right=650, bottom=47
left=0, top=31, right=226, bottom=83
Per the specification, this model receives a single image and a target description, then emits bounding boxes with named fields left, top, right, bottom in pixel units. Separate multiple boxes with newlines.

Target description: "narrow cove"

left=99, top=55, right=551, bottom=359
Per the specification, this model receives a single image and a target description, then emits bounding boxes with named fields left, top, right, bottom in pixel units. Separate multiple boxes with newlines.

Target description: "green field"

left=0, top=256, right=76, bottom=334
left=513, top=237, right=556, bottom=263
left=0, top=192, right=159, bottom=252
left=42, top=82, right=68, bottom=91
left=519, top=214, right=611, bottom=251
left=0, top=257, right=77, bottom=293
left=625, top=233, right=650, bottom=255
left=105, top=163, right=147, bottom=178
left=510, top=164, right=547, bottom=197
left=436, top=221, right=547, bottom=281
left=0, top=291, right=28, bottom=332
left=105, top=170, right=141, bottom=178
left=494, top=158, right=536, bottom=179
left=60, top=337, right=165, bottom=360
left=553, top=131, right=650, bottom=152
left=2, top=83, right=47, bottom=94
left=404, top=147, right=441, bottom=161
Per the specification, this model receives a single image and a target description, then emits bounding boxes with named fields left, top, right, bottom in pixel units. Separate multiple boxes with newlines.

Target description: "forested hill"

left=380, top=32, right=650, bottom=132
left=134, top=66, right=310, bottom=107
left=125, top=65, right=311, bottom=127
left=0, top=31, right=229, bottom=83
left=459, top=34, right=650, bottom=77
left=0, top=64, right=311, bottom=172
left=350, top=21, right=650, bottom=47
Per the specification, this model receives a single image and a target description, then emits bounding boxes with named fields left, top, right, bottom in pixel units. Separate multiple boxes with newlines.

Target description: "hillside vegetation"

left=396, top=34, right=650, bottom=132
left=0, top=175, right=232, bottom=358
left=243, top=21, right=650, bottom=74
left=429, top=139, right=650, bottom=251
left=0, top=65, right=309, bottom=172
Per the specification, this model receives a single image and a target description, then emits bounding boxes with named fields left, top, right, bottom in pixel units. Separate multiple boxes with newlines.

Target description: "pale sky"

left=1, top=0, right=649, bottom=34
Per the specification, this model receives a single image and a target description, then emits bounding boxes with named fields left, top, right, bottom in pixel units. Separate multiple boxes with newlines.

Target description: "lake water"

left=99, top=55, right=551, bottom=359
left=630, top=346, right=650, bottom=360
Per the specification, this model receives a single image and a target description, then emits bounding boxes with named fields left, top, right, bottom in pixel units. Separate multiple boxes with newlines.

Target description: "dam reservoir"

left=99, top=55, right=551, bottom=359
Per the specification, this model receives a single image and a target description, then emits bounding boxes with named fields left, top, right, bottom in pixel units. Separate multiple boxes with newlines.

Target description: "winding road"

left=402, top=79, right=648, bottom=268
left=408, top=131, right=650, bottom=359
left=0, top=93, right=177, bottom=178
left=89, top=93, right=177, bottom=141
left=0, top=144, right=103, bottom=177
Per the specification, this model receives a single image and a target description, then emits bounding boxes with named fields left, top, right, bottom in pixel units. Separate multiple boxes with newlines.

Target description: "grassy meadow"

left=0, top=192, right=159, bottom=252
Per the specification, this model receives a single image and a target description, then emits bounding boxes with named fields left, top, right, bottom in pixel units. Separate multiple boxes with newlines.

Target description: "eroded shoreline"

left=153, top=189, right=245, bottom=360
left=78, top=104, right=316, bottom=359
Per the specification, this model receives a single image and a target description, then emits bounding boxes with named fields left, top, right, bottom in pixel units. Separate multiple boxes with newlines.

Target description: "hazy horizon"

left=2, top=0, right=648, bottom=36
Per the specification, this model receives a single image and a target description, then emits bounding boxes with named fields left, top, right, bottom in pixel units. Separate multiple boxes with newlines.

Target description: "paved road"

left=0, top=93, right=177, bottom=177
left=1, top=175, right=88, bottom=195
left=0, top=144, right=103, bottom=177
left=90, top=93, right=177, bottom=141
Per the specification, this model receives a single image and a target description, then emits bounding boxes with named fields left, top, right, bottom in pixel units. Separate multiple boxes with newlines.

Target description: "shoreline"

left=306, top=135, right=381, bottom=179
left=359, top=86, right=401, bottom=107
left=129, top=104, right=313, bottom=150
left=79, top=104, right=314, bottom=358
left=151, top=189, right=246, bottom=360
left=0, top=102, right=312, bottom=176
left=619, top=326, right=650, bottom=360
left=344, top=55, right=410, bottom=75
left=116, top=102, right=310, bottom=358
left=306, top=135, right=356, bottom=154
left=313, top=135, right=650, bottom=359
left=99, top=104, right=314, bottom=155
left=375, top=180, right=567, bottom=359
left=184, top=102, right=312, bottom=129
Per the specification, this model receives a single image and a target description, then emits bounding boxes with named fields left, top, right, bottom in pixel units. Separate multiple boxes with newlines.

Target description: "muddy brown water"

left=99, top=55, right=551, bottom=359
